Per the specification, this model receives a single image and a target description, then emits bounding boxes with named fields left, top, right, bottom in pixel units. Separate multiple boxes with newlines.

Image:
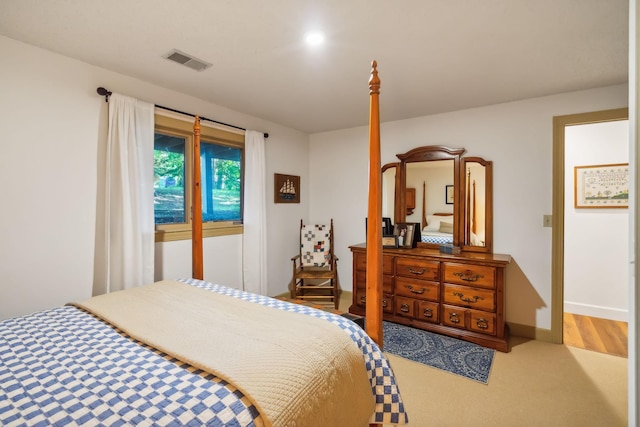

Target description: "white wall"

left=0, top=35, right=308, bottom=320
left=310, top=84, right=628, bottom=331
left=564, top=120, right=629, bottom=321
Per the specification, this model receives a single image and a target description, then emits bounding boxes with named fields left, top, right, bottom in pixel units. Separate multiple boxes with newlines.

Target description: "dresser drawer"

left=355, top=289, right=394, bottom=313
left=395, top=296, right=415, bottom=318
left=417, top=300, right=440, bottom=323
left=443, top=263, right=496, bottom=289
left=354, top=270, right=393, bottom=292
left=396, top=257, right=439, bottom=280
left=469, top=309, right=496, bottom=335
left=355, top=252, right=394, bottom=274
left=442, top=305, right=466, bottom=329
left=443, top=284, right=495, bottom=312
left=395, top=276, right=439, bottom=302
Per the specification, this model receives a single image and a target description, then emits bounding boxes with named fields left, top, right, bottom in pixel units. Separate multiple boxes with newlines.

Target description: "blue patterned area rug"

left=383, top=321, right=495, bottom=384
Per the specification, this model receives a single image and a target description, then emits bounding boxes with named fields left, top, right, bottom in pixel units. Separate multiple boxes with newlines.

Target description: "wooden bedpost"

left=422, top=181, right=427, bottom=229
left=192, top=116, right=204, bottom=279
left=366, top=61, right=383, bottom=348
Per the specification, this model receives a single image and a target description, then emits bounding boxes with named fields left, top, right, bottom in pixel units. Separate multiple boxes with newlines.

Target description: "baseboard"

left=508, top=322, right=554, bottom=343
left=564, top=301, right=628, bottom=322
left=274, top=291, right=290, bottom=299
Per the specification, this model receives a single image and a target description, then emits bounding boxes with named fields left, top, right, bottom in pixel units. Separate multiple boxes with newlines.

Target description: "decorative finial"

left=96, top=87, right=112, bottom=102
left=369, top=60, right=380, bottom=95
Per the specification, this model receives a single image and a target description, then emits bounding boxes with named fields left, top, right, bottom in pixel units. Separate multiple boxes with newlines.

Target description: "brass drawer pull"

left=449, top=312, right=461, bottom=323
left=423, top=308, right=433, bottom=318
left=408, top=267, right=426, bottom=275
left=405, top=285, right=426, bottom=295
left=382, top=300, right=388, bottom=308
left=476, top=318, right=489, bottom=329
left=453, top=270, right=484, bottom=282
left=453, top=292, right=483, bottom=304
left=359, top=296, right=366, bottom=303
left=400, top=303, right=410, bottom=313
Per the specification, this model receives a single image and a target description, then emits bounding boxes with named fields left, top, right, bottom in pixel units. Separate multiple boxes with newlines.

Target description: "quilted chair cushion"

left=301, top=224, right=331, bottom=267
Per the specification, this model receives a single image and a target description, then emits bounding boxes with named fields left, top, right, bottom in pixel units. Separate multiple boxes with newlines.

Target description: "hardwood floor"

left=563, top=312, right=628, bottom=358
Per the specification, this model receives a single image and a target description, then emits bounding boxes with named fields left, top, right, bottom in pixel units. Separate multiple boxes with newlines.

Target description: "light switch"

left=543, top=215, right=552, bottom=227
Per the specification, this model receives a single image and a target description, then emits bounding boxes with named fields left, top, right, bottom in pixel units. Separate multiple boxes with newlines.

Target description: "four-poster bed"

left=0, top=64, right=407, bottom=426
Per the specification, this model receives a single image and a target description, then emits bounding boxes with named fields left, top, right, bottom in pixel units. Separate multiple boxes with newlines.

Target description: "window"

left=154, top=114, right=244, bottom=242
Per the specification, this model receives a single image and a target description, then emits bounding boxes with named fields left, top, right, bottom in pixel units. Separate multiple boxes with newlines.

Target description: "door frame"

left=551, top=107, right=629, bottom=343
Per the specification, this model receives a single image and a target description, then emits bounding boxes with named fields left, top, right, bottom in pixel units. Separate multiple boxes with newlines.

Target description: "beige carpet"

left=387, top=337, right=626, bottom=426
left=336, top=293, right=628, bottom=427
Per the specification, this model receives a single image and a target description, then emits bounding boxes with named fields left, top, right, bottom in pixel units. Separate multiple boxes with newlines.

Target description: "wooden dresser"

left=349, top=243, right=511, bottom=352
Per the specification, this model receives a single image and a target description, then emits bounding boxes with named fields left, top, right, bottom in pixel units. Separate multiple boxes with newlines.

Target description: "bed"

left=421, top=203, right=454, bottom=245
left=0, top=278, right=405, bottom=426
left=0, top=62, right=407, bottom=427
left=421, top=214, right=454, bottom=245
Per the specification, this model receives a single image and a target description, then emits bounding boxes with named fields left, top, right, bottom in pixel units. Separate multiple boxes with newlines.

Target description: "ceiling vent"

left=164, top=49, right=212, bottom=72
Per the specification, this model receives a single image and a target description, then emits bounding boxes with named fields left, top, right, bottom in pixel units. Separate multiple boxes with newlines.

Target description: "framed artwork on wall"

left=274, top=173, right=300, bottom=203
left=574, top=163, right=628, bottom=208
left=445, top=185, right=454, bottom=205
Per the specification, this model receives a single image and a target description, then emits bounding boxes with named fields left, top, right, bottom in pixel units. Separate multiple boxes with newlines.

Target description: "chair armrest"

left=291, top=254, right=301, bottom=262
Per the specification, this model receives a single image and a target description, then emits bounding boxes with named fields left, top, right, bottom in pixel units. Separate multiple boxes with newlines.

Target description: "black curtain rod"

left=96, top=87, right=268, bottom=138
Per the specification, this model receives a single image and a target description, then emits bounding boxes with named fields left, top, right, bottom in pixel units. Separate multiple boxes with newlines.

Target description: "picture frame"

left=394, top=222, right=416, bottom=249
left=445, top=185, right=454, bottom=205
left=274, top=173, right=300, bottom=204
left=365, top=217, right=395, bottom=241
left=574, top=163, right=628, bottom=208
left=382, top=235, right=399, bottom=248
left=382, top=217, right=393, bottom=236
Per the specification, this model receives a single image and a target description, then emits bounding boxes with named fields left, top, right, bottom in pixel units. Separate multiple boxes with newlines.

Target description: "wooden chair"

left=291, top=219, right=340, bottom=309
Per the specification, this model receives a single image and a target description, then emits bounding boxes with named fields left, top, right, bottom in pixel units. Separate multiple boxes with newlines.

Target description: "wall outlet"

left=543, top=214, right=552, bottom=227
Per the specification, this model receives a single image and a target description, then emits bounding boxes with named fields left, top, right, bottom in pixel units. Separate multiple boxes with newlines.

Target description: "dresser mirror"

left=384, top=145, right=493, bottom=253
left=461, top=157, right=493, bottom=253
left=381, top=163, right=400, bottom=221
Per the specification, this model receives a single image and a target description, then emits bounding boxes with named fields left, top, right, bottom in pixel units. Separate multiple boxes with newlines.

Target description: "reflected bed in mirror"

left=421, top=212, right=454, bottom=245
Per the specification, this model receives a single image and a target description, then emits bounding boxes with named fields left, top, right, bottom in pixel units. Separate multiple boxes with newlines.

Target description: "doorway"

left=551, top=108, right=629, bottom=347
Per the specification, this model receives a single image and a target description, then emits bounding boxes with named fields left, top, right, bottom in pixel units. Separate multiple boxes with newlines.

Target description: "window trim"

left=154, top=113, right=245, bottom=242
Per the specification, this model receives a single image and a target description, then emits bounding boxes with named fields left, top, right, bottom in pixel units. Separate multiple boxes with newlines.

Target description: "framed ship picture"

left=274, top=173, right=300, bottom=203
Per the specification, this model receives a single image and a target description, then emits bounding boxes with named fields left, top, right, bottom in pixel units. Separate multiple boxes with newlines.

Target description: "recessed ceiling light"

left=305, top=31, right=325, bottom=47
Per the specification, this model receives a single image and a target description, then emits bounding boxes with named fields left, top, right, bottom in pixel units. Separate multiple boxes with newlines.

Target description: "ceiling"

left=0, top=0, right=629, bottom=134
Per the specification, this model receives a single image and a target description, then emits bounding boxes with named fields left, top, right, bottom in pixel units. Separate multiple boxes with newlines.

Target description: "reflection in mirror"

left=462, top=157, right=492, bottom=253
left=406, top=161, right=454, bottom=246
left=465, top=163, right=486, bottom=246
left=382, top=163, right=400, bottom=224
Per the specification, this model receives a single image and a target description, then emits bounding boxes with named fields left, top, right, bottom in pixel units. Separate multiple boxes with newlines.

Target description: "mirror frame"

left=381, top=162, right=401, bottom=224
left=389, top=145, right=494, bottom=253
left=397, top=146, right=466, bottom=249
left=461, top=157, right=493, bottom=253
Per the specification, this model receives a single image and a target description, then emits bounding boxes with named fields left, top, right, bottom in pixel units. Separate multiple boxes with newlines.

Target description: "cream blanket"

left=71, top=280, right=374, bottom=427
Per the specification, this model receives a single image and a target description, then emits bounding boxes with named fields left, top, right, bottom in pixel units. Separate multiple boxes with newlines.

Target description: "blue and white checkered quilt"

left=421, top=233, right=453, bottom=245
left=0, top=279, right=407, bottom=426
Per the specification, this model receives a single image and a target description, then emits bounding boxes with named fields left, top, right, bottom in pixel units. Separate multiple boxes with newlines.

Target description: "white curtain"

left=243, top=130, right=268, bottom=295
left=97, top=93, right=155, bottom=294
